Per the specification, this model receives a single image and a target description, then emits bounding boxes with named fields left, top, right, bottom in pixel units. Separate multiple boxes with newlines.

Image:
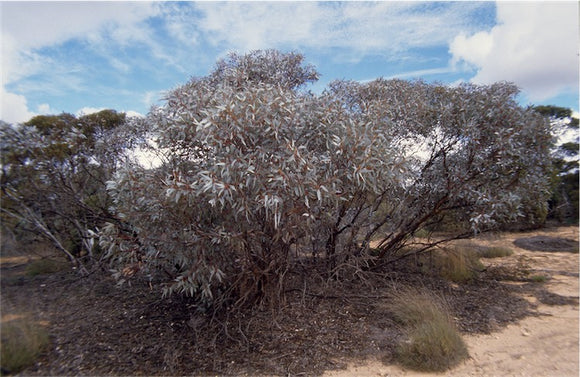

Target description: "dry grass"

left=390, top=288, right=469, bottom=372
left=25, top=258, right=67, bottom=277
left=0, top=317, right=49, bottom=375
left=390, top=288, right=450, bottom=327
left=478, top=246, right=514, bottom=258
left=438, top=247, right=484, bottom=283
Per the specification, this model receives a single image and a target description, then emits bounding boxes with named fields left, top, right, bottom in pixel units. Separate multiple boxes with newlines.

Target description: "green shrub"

left=0, top=318, right=49, bottom=374
left=530, top=274, right=548, bottom=283
left=478, top=246, right=514, bottom=258
left=390, top=289, right=468, bottom=372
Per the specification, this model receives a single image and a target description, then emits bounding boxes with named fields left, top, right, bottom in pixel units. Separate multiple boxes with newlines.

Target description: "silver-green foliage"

left=1, top=110, right=142, bottom=271
left=100, top=50, right=552, bottom=308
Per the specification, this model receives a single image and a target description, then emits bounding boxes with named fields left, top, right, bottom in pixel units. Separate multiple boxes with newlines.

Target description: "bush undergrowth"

left=0, top=318, right=49, bottom=375
left=478, top=246, right=514, bottom=258
left=438, top=247, right=484, bottom=283
left=390, top=288, right=468, bottom=372
left=25, top=258, right=67, bottom=277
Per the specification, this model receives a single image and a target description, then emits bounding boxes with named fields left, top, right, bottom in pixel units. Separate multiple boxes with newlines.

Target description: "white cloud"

left=125, top=111, right=144, bottom=119
left=194, top=2, right=492, bottom=61
left=76, top=107, right=106, bottom=117
left=196, top=2, right=317, bottom=50
left=2, top=2, right=159, bottom=82
left=1, top=2, right=159, bottom=50
left=384, top=67, right=456, bottom=80
left=449, top=2, right=579, bottom=102
left=108, top=58, right=131, bottom=74
left=37, top=103, right=54, bottom=115
left=1, top=34, right=48, bottom=87
left=450, top=32, right=493, bottom=66
left=0, top=2, right=162, bottom=124
left=0, top=86, right=58, bottom=123
left=0, top=87, right=35, bottom=123
left=160, top=3, right=201, bottom=47
left=143, top=91, right=165, bottom=108
left=76, top=107, right=144, bottom=119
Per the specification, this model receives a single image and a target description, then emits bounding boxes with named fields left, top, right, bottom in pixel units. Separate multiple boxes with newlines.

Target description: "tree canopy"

left=533, top=105, right=573, bottom=120
left=1, top=110, right=142, bottom=270
left=98, top=50, right=553, bottom=310
left=535, top=105, right=580, bottom=223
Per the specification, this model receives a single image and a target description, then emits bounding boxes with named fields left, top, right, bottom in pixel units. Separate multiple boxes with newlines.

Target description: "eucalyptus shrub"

left=330, top=79, right=553, bottom=258
left=1, top=110, right=141, bottom=270
left=101, top=50, right=552, bottom=309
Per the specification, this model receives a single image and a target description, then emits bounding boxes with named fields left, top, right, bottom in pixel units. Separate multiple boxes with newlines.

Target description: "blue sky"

left=1, top=1, right=578, bottom=124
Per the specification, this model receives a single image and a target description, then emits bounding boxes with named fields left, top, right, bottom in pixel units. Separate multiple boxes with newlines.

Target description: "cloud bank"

left=449, top=2, right=579, bottom=102
left=195, top=2, right=491, bottom=60
left=1, top=2, right=578, bottom=124
left=1, top=2, right=160, bottom=123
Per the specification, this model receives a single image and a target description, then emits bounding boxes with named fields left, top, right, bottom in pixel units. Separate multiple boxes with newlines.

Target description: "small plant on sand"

left=0, top=318, right=49, bottom=375
left=530, top=274, right=548, bottom=283
left=390, top=288, right=468, bottom=372
left=478, top=246, right=514, bottom=258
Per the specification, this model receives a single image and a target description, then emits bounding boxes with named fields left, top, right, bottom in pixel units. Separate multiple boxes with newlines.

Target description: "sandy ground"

left=1, top=227, right=577, bottom=376
left=324, top=226, right=579, bottom=377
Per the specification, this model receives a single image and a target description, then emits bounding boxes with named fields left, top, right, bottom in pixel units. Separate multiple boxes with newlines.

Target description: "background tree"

left=328, top=79, right=552, bottom=254
left=534, top=105, right=579, bottom=223
left=1, top=110, right=142, bottom=271
left=100, top=50, right=553, bottom=311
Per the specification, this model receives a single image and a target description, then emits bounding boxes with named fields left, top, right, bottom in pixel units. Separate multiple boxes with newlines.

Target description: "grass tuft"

left=390, top=288, right=449, bottom=326
left=478, top=246, right=514, bottom=258
left=0, top=318, right=49, bottom=375
left=439, top=247, right=483, bottom=283
left=390, top=288, right=469, bottom=372
left=397, top=319, right=469, bottom=372
left=530, top=274, right=548, bottom=283
left=25, top=258, right=67, bottom=277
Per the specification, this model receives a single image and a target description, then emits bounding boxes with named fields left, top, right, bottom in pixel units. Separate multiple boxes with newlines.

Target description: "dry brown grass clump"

left=25, top=258, right=68, bottom=277
left=0, top=317, right=49, bottom=375
left=390, top=288, right=469, bottom=372
left=437, top=247, right=484, bottom=283
left=478, top=246, right=514, bottom=258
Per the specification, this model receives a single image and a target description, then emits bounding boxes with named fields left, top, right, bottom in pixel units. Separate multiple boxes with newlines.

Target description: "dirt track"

left=324, top=226, right=579, bottom=377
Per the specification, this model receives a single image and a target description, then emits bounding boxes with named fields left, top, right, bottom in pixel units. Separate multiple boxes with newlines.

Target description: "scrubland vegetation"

left=1, top=50, right=578, bottom=374
left=1, top=316, right=49, bottom=375
left=390, top=289, right=468, bottom=371
left=478, top=246, right=514, bottom=258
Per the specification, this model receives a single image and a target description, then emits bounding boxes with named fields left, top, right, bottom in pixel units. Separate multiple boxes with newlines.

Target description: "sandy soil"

left=324, top=226, right=579, bottom=377
left=1, top=226, right=577, bottom=376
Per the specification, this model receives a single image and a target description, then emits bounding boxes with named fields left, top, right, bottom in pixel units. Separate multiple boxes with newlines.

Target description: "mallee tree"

left=1, top=110, right=143, bottom=271
left=100, top=50, right=552, bottom=310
